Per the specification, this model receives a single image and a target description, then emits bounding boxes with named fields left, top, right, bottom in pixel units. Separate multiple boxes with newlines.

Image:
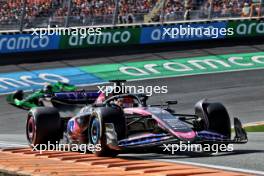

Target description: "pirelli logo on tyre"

left=59, top=28, right=141, bottom=49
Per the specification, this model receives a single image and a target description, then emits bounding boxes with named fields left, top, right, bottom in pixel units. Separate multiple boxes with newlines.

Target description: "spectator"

left=250, top=0, right=261, bottom=17
left=127, top=12, right=135, bottom=23
left=241, top=2, right=250, bottom=17
left=0, top=0, right=263, bottom=28
left=184, top=7, right=191, bottom=20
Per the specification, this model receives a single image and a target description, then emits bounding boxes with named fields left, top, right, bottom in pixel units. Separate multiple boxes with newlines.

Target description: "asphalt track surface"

left=0, top=44, right=264, bottom=174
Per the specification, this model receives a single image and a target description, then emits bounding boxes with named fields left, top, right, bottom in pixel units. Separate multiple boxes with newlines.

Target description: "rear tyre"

left=26, top=107, right=61, bottom=146
left=14, top=90, right=24, bottom=100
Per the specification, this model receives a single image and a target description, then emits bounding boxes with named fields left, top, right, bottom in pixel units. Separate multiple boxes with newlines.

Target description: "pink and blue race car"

left=26, top=89, right=248, bottom=157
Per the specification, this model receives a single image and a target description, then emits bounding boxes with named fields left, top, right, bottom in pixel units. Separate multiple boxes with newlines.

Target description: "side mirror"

left=93, top=103, right=104, bottom=107
left=166, top=100, right=178, bottom=105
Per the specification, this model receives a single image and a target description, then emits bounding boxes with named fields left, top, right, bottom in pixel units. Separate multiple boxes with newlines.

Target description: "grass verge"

left=244, top=124, right=264, bottom=132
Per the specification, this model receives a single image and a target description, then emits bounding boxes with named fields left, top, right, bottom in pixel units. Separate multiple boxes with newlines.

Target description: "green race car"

left=6, top=82, right=77, bottom=110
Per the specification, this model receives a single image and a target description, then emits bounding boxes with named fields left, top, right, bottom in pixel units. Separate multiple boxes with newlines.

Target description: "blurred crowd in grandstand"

left=0, top=0, right=262, bottom=28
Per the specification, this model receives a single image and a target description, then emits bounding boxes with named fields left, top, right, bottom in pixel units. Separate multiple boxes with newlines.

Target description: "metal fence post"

left=65, top=0, right=72, bottom=27
left=161, top=0, right=166, bottom=24
left=112, top=0, right=119, bottom=26
left=260, top=0, right=263, bottom=17
left=19, top=0, right=26, bottom=32
left=208, top=0, right=214, bottom=20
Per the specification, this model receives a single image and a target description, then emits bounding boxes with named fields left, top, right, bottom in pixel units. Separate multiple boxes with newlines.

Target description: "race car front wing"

left=104, top=117, right=247, bottom=150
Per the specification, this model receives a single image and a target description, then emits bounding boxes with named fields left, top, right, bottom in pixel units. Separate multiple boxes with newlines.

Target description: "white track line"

left=0, top=141, right=28, bottom=148
left=157, top=159, right=264, bottom=175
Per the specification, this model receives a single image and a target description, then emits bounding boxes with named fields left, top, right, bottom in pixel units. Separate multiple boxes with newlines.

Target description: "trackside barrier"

left=0, top=18, right=264, bottom=54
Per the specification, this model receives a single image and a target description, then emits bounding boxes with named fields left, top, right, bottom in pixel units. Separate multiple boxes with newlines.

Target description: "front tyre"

left=195, top=100, right=231, bottom=138
left=200, top=102, right=231, bottom=155
left=88, top=113, right=118, bottom=157
left=206, top=103, right=231, bottom=138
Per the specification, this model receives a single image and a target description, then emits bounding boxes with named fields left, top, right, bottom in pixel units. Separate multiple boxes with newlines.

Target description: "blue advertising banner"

left=0, top=67, right=104, bottom=94
left=140, top=22, right=228, bottom=44
left=0, top=34, right=60, bottom=53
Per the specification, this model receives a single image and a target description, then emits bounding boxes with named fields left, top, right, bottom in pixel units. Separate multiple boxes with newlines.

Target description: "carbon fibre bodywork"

left=24, top=87, right=247, bottom=155
left=6, top=82, right=77, bottom=110
left=65, top=95, right=248, bottom=152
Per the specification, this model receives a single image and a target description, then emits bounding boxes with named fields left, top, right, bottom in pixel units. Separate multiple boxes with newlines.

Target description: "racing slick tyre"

left=26, top=107, right=61, bottom=147
left=88, top=107, right=126, bottom=157
left=195, top=102, right=231, bottom=155
left=206, top=103, right=231, bottom=139
left=13, top=90, right=24, bottom=100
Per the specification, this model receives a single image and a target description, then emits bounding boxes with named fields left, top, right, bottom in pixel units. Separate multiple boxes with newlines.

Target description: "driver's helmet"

left=122, top=96, right=135, bottom=108
left=43, top=84, right=53, bottom=93
left=113, top=97, right=124, bottom=108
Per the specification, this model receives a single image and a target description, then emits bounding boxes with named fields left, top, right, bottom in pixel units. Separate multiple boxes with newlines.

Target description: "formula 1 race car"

left=26, top=93, right=248, bottom=157
left=6, top=80, right=127, bottom=110
left=6, top=82, right=77, bottom=110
